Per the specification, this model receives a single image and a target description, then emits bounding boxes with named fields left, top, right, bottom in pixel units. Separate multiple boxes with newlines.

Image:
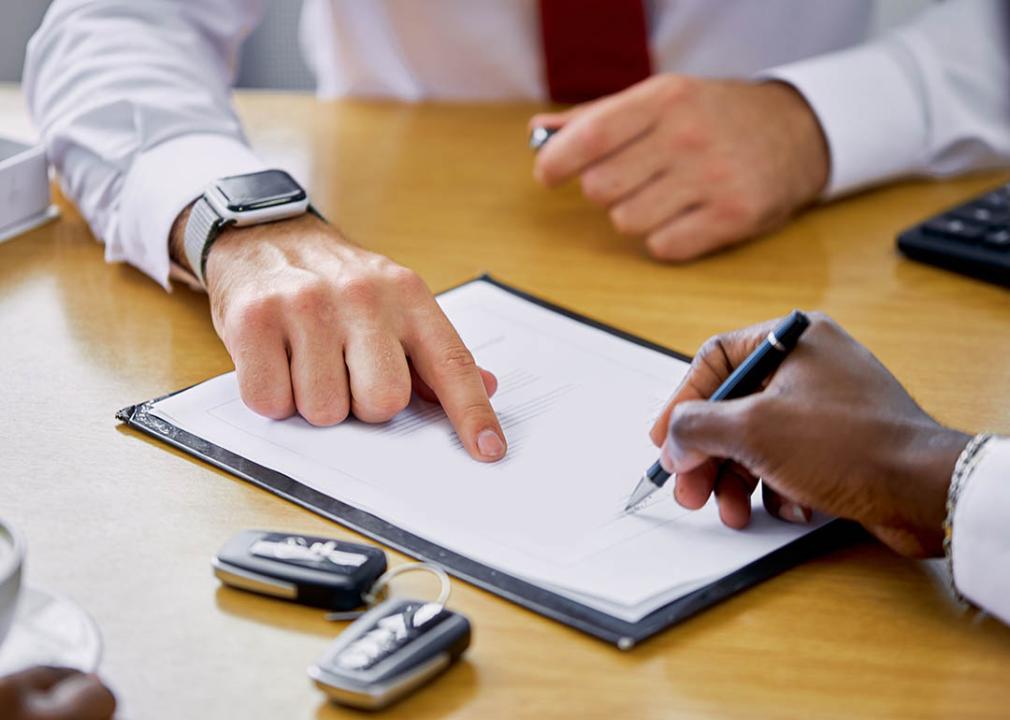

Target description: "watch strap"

left=183, top=196, right=227, bottom=288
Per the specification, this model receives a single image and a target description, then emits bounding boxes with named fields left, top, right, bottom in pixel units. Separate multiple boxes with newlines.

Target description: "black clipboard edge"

left=117, top=274, right=852, bottom=648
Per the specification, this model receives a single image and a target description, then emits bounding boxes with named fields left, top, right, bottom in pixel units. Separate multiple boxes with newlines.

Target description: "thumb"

left=528, top=100, right=599, bottom=133
left=650, top=318, right=785, bottom=447
left=527, top=110, right=573, bottom=133
left=663, top=397, right=760, bottom=474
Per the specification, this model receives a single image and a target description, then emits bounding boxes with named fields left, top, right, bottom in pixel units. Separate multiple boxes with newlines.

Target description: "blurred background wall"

left=1, top=1, right=930, bottom=88
left=0, top=1, right=314, bottom=88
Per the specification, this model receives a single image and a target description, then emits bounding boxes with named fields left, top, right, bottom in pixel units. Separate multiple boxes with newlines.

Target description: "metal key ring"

left=325, top=562, right=451, bottom=622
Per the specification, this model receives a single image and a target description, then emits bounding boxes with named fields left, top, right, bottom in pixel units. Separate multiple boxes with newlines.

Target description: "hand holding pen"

left=642, top=313, right=969, bottom=557
left=627, top=311, right=809, bottom=512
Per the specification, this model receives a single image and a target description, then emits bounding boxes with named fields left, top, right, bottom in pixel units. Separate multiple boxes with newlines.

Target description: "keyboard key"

left=922, top=216, right=986, bottom=242
left=977, top=190, right=1010, bottom=211
left=984, top=228, right=1010, bottom=250
left=951, top=204, right=1010, bottom=226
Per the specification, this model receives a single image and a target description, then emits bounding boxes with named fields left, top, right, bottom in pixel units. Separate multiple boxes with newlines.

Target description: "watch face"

left=216, top=170, right=306, bottom=212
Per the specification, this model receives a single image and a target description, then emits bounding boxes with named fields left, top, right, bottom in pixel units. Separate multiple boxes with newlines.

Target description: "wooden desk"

left=2, top=87, right=1009, bottom=719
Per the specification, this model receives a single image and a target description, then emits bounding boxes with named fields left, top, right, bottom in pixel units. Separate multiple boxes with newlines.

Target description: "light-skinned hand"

left=0, top=667, right=116, bottom=720
left=649, top=314, right=970, bottom=557
left=532, top=76, right=830, bottom=261
left=170, top=210, right=507, bottom=462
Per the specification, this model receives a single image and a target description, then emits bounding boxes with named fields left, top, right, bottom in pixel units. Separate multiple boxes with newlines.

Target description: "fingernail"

left=781, top=502, right=811, bottom=524
left=476, top=429, right=506, bottom=459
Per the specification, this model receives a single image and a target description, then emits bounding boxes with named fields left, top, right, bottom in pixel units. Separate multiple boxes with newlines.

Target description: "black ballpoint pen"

left=624, top=310, right=811, bottom=512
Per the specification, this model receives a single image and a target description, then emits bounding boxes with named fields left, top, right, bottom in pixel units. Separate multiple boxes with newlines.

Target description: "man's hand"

left=0, top=667, right=116, bottom=720
left=170, top=211, right=507, bottom=462
left=649, top=314, right=970, bottom=557
left=531, top=76, right=830, bottom=261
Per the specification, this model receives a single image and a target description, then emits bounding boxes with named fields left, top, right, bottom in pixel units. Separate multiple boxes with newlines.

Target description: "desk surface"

left=2, top=87, right=1009, bottom=719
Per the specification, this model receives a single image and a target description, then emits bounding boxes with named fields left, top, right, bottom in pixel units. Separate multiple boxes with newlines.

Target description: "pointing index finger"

left=406, top=313, right=507, bottom=463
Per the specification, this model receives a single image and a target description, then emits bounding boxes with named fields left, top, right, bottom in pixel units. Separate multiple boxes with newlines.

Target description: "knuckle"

left=645, top=229, right=708, bottom=262
left=379, top=382, right=413, bottom=417
left=716, top=195, right=760, bottom=227
left=670, top=124, right=710, bottom=152
left=385, top=264, right=428, bottom=295
left=440, top=344, right=478, bottom=375
left=575, top=119, right=609, bottom=157
left=807, top=311, right=835, bottom=330
left=666, top=404, right=698, bottom=441
left=535, top=155, right=560, bottom=184
left=241, top=386, right=292, bottom=420
left=458, top=399, right=495, bottom=429
left=299, top=396, right=350, bottom=427
left=580, top=168, right=615, bottom=205
left=702, top=160, right=732, bottom=185
left=356, top=382, right=411, bottom=423
left=609, top=205, right=642, bottom=236
left=696, top=335, right=729, bottom=366
left=655, top=74, right=695, bottom=107
left=692, top=336, right=734, bottom=383
left=645, top=234, right=688, bottom=261
left=336, top=273, right=379, bottom=307
left=283, top=279, right=332, bottom=315
left=228, top=294, right=280, bottom=337
left=808, top=312, right=846, bottom=344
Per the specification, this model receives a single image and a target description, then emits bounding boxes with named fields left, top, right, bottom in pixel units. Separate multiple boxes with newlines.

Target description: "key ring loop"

left=325, top=562, right=451, bottom=622
left=362, top=562, right=452, bottom=608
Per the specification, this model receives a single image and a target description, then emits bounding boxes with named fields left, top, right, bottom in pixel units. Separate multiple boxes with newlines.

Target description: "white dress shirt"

left=24, top=0, right=1010, bottom=290
left=20, top=0, right=1010, bottom=626
left=953, top=437, right=1010, bottom=626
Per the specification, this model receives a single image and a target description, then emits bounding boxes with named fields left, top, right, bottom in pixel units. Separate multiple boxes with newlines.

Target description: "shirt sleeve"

left=762, top=0, right=1010, bottom=197
left=952, top=436, right=1010, bottom=626
left=23, top=0, right=270, bottom=289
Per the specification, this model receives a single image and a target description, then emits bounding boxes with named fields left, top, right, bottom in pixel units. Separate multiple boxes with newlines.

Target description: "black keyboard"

left=897, top=182, right=1010, bottom=287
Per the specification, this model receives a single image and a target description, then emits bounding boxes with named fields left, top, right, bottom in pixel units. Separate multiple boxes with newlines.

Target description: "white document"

left=152, top=279, right=826, bottom=622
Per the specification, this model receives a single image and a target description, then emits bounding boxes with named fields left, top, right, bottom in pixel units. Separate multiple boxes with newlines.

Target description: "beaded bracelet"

left=943, top=432, right=993, bottom=603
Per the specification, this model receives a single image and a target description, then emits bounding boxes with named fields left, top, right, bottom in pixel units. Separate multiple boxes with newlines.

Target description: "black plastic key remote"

left=309, top=598, right=471, bottom=710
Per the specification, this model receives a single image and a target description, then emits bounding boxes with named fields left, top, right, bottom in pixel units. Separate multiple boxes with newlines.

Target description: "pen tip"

left=624, top=475, right=654, bottom=513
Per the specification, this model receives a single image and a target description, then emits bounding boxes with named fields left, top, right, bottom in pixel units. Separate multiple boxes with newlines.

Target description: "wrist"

left=171, top=198, right=338, bottom=290
left=171, top=170, right=321, bottom=285
left=758, top=80, right=830, bottom=206
left=890, top=424, right=971, bottom=554
left=169, top=201, right=197, bottom=273
left=203, top=212, right=345, bottom=292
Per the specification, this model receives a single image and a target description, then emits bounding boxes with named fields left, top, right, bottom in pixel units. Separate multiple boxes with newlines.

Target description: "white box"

left=0, top=137, right=58, bottom=243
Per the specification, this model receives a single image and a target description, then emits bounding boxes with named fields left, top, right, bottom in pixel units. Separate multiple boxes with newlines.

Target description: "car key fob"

left=309, top=597, right=471, bottom=710
left=213, top=530, right=386, bottom=610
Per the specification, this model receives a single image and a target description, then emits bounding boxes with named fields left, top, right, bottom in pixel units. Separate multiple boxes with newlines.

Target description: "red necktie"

left=539, top=0, right=653, bottom=104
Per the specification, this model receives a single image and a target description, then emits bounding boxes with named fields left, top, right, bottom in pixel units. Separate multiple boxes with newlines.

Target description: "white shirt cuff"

left=117, top=133, right=266, bottom=290
left=952, top=437, right=1010, bottom=626
left=762, top=39, right=927, bottom=198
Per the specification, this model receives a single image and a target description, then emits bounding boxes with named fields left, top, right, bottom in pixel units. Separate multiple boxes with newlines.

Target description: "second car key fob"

left=309, top=597, right=471, bottom=710
left=213, top=530, right=387, bottom=610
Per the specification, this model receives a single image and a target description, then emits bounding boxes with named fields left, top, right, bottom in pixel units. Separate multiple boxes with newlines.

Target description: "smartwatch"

left=183, top=169, right=313, bottom=286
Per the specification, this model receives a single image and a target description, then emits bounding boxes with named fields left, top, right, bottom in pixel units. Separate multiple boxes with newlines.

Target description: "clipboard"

left=117, top=274, right=850, bottom=649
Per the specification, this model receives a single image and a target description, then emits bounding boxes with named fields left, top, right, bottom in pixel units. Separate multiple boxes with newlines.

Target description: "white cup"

left=0, top=520, right=24, bottom=648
